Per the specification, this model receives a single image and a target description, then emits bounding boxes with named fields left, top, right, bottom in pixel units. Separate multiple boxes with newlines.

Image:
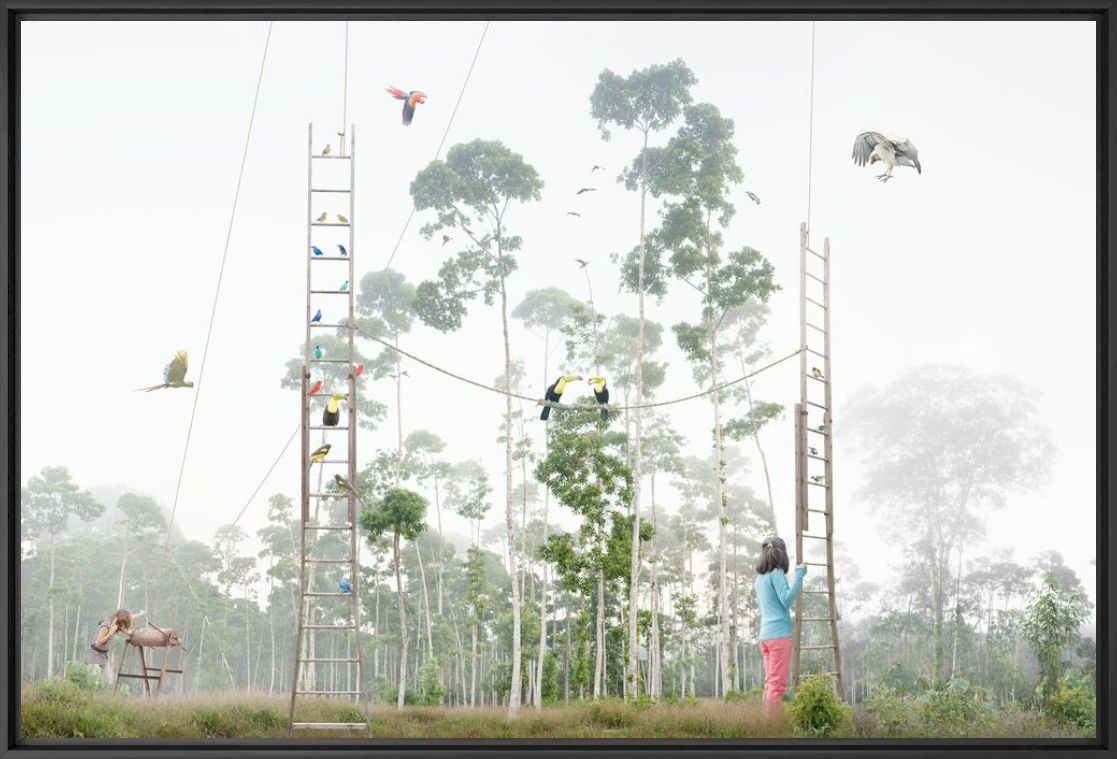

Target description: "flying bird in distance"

left=441, top=235, right=452, bottom=246
left=852, top=131, right=921, bottom=182
left=137, top=351, right=194, bottom=392
left=386, top=86, right=427, bottom=126
left=591, top=164, right=603, bottom=172
left=746, top=191, right=761, bottom=205
left=575, top=258, right=589, bottom=268
left=576, top=188, right=596, bottom=195
left=566, top=211, right=581, bottom=217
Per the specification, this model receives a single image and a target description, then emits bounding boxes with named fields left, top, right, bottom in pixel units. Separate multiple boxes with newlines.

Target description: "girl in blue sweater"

left=754, top=537, right=806, bottom=715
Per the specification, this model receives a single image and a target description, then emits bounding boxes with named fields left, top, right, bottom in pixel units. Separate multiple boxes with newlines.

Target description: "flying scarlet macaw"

left=386, top=86, right=427, bottom=126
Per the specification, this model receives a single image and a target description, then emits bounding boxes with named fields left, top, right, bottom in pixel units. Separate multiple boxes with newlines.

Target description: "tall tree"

left=361, top=487, right=428, bottom=709
left=845, top=365, right=1054, bottom=685
left=638, top=102, right=777, bottom=697
left=22, top=466, right=103, bottom=678
left=537, top=398, right=633, bottom=699
left=405, top=430, right=450, bottom=614
left=410, top=138, right=543, bottom=715
left=591, top=59, right=695, bottom=699
left=114, top=493, right=166, bottom=608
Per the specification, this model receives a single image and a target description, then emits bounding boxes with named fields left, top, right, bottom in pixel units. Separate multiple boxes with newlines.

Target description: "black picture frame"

left=1, top=1, right=1113, bottom=757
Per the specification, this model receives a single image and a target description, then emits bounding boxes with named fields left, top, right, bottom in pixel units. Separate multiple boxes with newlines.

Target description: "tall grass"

left=20, top=681, right=1092, bottom=740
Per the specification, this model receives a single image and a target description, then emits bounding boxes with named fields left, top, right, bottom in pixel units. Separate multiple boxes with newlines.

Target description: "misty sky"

left=19, top=20, right=1097, bottom=610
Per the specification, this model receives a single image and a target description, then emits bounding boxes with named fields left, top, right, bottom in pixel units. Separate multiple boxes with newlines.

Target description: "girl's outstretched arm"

left=773, top=566, right=807, bottom=608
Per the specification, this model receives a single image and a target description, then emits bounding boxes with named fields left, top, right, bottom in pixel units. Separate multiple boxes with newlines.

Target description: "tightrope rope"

left=163, top=22, right=273, bottom=557
left=347, top=322, right=803, bottom=412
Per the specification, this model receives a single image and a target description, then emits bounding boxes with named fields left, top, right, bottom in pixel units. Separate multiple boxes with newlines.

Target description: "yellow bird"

left=587, top=376, right=610, bottom=421
left=316, top=212, right=327, bottom=223
left=337, top=213, right=349, bottom=224
left=540, top=373, right=582, bottom=420
left=322, top=393, right=344, bottom=427
left=309, top=443, right=331, bottom=466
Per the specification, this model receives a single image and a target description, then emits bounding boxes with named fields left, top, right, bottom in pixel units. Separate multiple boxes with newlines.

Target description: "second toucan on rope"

left=588, top=376, right=609, bottom=420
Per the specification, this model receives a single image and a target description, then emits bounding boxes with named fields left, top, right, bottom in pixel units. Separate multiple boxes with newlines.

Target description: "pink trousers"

left=760, top=636, right=792, bottom=714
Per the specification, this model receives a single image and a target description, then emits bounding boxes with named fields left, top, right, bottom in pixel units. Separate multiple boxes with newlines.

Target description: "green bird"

left=137, top=351, right=194, bottom=392
left=314, top=345, right=324, bottom=360
left=340, top=280, right=349, bottom=291
left=810, top=475, right=824, bottom=484
left=812, top=367, right=825, bottom=380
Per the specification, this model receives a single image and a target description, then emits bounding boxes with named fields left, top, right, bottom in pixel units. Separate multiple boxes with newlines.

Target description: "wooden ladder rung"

left=291, top=722, right=367, bottom=730
left=800, top=644, right=838, bottom=650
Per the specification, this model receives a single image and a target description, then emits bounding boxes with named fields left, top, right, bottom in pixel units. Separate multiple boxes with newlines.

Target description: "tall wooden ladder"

left=288, top=123, right=370, bottom=737
left=791, top=221, right=845, bottom=699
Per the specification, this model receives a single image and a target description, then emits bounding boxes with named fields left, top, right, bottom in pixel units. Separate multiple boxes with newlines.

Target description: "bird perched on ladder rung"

left=311, top=309, right=322, bottom=324
left=337, top=244, right=348, bottom=257
left=385, top=86, right=427, bottom=126
left=851, top=131, right=922, bottom=182
left=323, top=392, right=344, bottom=426
left=321, top=144, right=332, bottom=155
left=588, top=376, right=610, bottom=421
left=307, top=379, right=324, bottom=396
left=340, top=280, right=349, bottom=292
left=137, top=351, right=194, bottom=392
left=309, top=444, right=331, bottom=467
left=809, top=446, right=818, bottom=456
left=353, top=364, right=364, bottom=378
left=338, top=578, right=352, bottom=594
left=818, top=424, right=827, bottom=433
left=314, top=345, right=324, bottom=360
left=312, top=246, right=324, bottom=257
left=540, top=373, right=582, bottom=420
left=316, top=212, right=327, bottom=223
left=812, top=367, right=825, bottom=380
left=811, top=475, right=825, bottom=484
left=336, top=214, right=349, bottom=224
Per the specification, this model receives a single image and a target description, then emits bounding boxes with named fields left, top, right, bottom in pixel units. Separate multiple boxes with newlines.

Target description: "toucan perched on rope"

left=540, top=373, right=582, bottom=420
left=588, top=376, right=610, bottom=420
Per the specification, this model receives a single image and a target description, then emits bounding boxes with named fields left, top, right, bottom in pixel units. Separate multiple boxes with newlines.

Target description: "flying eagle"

left=852, top=131, right=921, bottom=182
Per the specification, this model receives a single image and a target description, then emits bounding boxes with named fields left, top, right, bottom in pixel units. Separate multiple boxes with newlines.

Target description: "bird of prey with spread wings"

left=137, top=351, right=194, bottom=392
left=852, top=131, right=921, bottom=182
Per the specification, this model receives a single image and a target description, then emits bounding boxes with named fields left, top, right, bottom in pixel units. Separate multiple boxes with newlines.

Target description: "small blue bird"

left=312, top=245, right=324, bottom=256
left=311, top=309, right=322, bottom=324
left=337, top=244, right=348, bottom=257
left=339, top=578, right=352, bottom=594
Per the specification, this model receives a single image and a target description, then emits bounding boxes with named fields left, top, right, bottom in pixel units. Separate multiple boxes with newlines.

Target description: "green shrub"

left=418, top=657, right=445, bottom=706
left=865, top=687, right=919, bottom=737
left=586, top=699, right=636, bottom=728
left=788, top=674, right=849, bottom=736
left=916, top=678, right=993, bottom=736
left=724, top=687, right=762, bottom=702
left=34, top=678, right=86, bottom=705
left=1044, top=673, right=1095, bottom=731
left=64, top=661, right=102, bottom=690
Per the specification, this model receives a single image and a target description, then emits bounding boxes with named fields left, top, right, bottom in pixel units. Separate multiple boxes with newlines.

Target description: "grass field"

left=20, top=680, right=1093, bottom=740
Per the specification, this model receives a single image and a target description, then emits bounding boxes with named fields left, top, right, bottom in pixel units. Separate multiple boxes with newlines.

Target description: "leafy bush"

left=64, top=661, right=101, bottom=691
left=418, top=657, right=445, bottom=706
left=34, top=678, right=87, bottom=705
left=788, top=674, right=849, bottom=736
left=724, top=687, right=762, bottom=702
left=866, top=687, right=919, bottom=737
left=916, top=678, right=993, bottom=736
left=1044, top=673, right=1095, bottom=731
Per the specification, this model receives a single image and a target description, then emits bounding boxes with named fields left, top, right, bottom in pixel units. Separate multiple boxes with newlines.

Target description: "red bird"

left=386, top=86, right=427, bottom=126
left=307, top=380, right=323, bottom=396
left=354, top=364, right=364, bottom=378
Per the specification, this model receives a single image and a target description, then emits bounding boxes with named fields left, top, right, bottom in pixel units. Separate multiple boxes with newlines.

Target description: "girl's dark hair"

left=755, top=536, right=790, bottom=574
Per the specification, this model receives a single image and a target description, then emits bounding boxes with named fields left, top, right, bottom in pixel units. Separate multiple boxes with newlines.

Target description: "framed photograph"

left=2, top=2, right=1112, bottom=758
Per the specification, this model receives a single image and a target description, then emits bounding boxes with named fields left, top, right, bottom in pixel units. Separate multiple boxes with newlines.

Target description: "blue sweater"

left=754, top=566, right=806, bottom=640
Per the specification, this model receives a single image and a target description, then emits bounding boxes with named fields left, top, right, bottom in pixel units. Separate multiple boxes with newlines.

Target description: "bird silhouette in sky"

left=576, top=187, right=596, bottom=195
left=566, top=211, right=581, bottom=217
left=575, top=258, right=589, bottom=268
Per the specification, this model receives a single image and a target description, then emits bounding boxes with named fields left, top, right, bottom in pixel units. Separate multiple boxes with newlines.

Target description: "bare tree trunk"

left=394, top=333, right=404, bottom=488
left=498, top=267, right=522, bottom=716
left=415, top=542, right=434, bottom=657
left=593, top=568, right=605, bottom=699
left=741, top=375, right=777, bottom=534
left=628, top=129, right=650, bottom=702
left=470, top=620, right=478, bottom=707
left=47, top=534, right=56, bottom=679
left=649, top=473, right=662, bottom=698
left=535, top=330, right=552, bottom=710
left=433, top=474, right=444, bottom=616
left=394, top=532, right=408, bottom=710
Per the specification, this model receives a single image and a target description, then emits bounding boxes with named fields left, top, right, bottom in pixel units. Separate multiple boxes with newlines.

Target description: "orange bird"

left=386, top=86, right=427, bottom=126
left=307, top=380, right=323, bottom=396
